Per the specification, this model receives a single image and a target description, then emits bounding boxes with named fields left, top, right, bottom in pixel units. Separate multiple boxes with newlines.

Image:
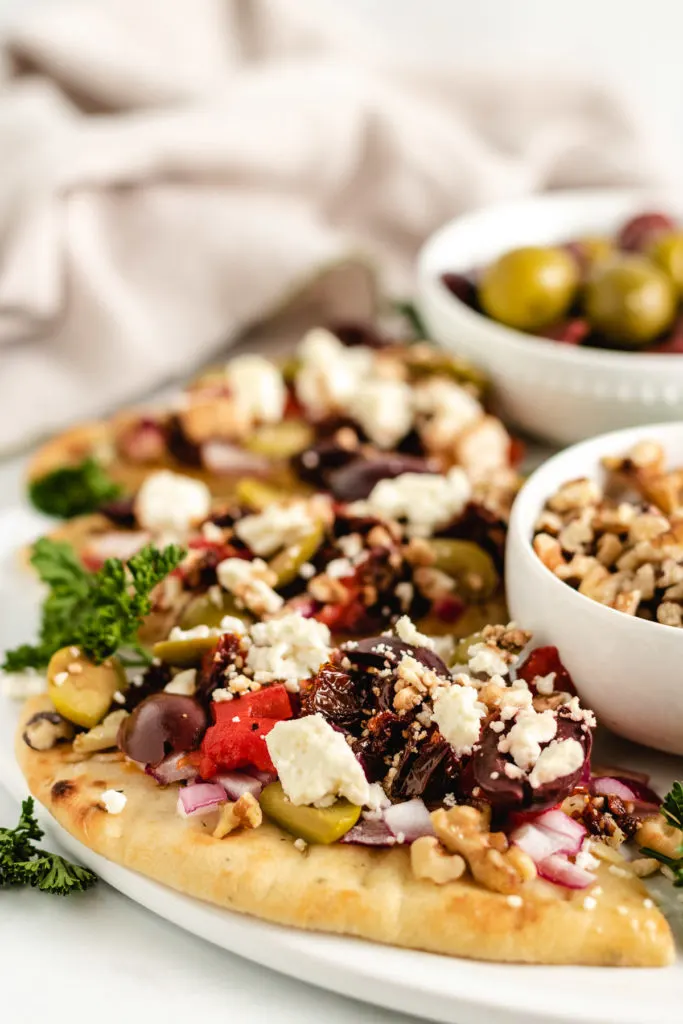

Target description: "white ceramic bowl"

left=506, top=420, right=683, bottom=755
left=417, top=189, right=683, bottom=446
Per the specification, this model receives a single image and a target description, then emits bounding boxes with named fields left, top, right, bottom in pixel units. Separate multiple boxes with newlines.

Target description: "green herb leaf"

left=29, top=458, right=121, bottom=519
left=0, top=797, right=97, bottom=895
left=393, top=300, right=429, bottom=341
left=1, top=539, right=184, bottom=670
left=639, top=781, right=683, bottom=886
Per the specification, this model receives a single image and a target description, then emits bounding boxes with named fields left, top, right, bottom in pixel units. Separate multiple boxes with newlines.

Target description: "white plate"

left=1, top=506, right=682, bottom=1024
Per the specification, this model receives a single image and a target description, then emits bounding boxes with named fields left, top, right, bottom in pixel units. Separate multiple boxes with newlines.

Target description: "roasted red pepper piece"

left=516, top=645, right=576, bottom=696
left=199, top=716, right=279, bottom=777
left=214, top=684, right=293, bottom=722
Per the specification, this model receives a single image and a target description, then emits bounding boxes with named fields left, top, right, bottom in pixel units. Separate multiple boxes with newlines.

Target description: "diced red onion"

left=533, top=808, right=587, bottom=856
left=511, top=822, right=565, bottom=862
left=147, top=752, right=198, bottom=786
left=591, top=776, right=636, bottom=801
left=215, top=771, right=263, bottom=801
left=339, top=818, right=397, bottom=846
left=594, top=764, right=650, bottom=786
left=537, top=853, right=596, bottom=890
left=244, top=768, right=278, bottom=786
left=201, top=442, right=270, bottom=476
left=84, top=530, right=151, bottom=565
left=177, top=782, right=227, bottom=817
left=383, top=798, right=435, bottom=843
left=604, top=776, right=661, bottom=808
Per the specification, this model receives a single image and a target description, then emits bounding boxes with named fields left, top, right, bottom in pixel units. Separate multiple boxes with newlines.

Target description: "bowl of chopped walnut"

left=506, top=421, right=683, bottom=755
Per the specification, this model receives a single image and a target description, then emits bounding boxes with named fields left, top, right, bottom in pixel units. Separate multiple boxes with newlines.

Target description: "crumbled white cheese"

left=202, top=521, right=225, bottom=543
left=0, top=668, right=47, bottom=699
left=533, top=672, right=556, bottom=696
left=225, top=354, right=285, bottom=425
left=347, top=378, right=413, bottom=449
left=432, top=684, right=486, bottom=756
left=353, top=467, right=471, bottom=538
left=266, top=713, right=370, bottom=807
left=337, top=533, right=364, bottom=560
left=582, top=896, right=597, bottom=911
left=498, top=685, right=534, bottom=720
left=295, top=328, right=373, bottom=419
left=528, top=737, right=585, bottom=789
left=325, top=557, right=355, bottom=579
left=218, top=615, right=248, bottom=635
left=217, top=557, right=284, bottom=615
left=395, top=615, right=435, bottom=650
left=415, top=378, right=482, bottom=446
left=101, top=789, right=127, bottom=815
left=135, top=470, right=211, bottom=536
left=234, top=502, right=317, bottom=557
left=294, top=837, right=308, bottom=852
left=164, top=668, right=197, bottom=696
left=506, top=894, right=523, bottom=908
left=298, top=561, right=316, bottom=580
left=498, top=708, right=557, bottom=770
left=467, top=642, right=510, bottom=678
left=562, top=695, right=597, bottom=728
left=246, top=614, right=332, bottom=691
left=168, top=624, right=221, bottom=641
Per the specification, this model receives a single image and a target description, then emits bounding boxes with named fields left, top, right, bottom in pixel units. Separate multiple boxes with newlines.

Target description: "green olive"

left=584, top=255, right=676, bottom=346
left=179, top=591, right=246, bottom=630
left=152, top=635, right=219, bottom=667
left=648, top=232, right=683, bottom=294
left=47, top=646, right=126, bottom=729
left=479, top=246, right=579, bottom=331
left=449, top=631, right=483, bottom=667
left=280, top=357, right=300, bottom=384
left=574, top=236, right=614, bottom=270
left=243, top=420, right=314, bottom=459
left=260, top=782, right=361, bottom=844
left=268, top=522, right=325, bottom=588
left=427, top=539, right=498, bottom=602
left=236, top=478, right=292, bottom=510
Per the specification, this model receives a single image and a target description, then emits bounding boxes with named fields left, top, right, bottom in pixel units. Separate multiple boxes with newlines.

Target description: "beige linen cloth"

left=0, top=0, right=673, bottom=455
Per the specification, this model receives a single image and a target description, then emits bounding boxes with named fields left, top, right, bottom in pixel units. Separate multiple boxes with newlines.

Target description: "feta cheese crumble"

left=353, top=467, right=471, bottom=538
left=101, top=789, right=127, bottom=815
left=467, top=642, right=510, bottom=678
left=432, top=684, right=486, bottom=756
left=225, top=354, right=285, bottom=425
left=266, top=713, right=370, bottom=807
left=164, top=668, right=197, bottom=696
left=395, top=615, right=435, bottom=650
left=135, top=470, right=211, bottom=536
left=217, top=557, right=284, bottom=616
left=234, top=502, right=316, bottom=557
left=347, top=378, right=413, bottom=449
left=528, top=737, right=585, bottom=789
left=498, top=708, right=557, bottom=770
left=295, top=328, right=373, bottom=419
left=245, top=614, right=332, bottom=691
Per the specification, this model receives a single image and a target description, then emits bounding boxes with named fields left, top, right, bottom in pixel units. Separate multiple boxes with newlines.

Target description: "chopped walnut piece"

left=410, top=836, right=466, bottom=884
left=596, top=532, right=623, bottom=567
left=307, top=574, right=348, bottom=604
left=611, top=588, right=641, bottom=616
left=547, top=477, right=601, bottom=514
left=657, top=602, right=683, bottom=627
left=401, top=536, right=436, bottom=567
left=431, top=805, right=536, bottom=895
left=533, top=533, right=566, bottom=572
left=213, top=793, right=263, bottom=838
left=534, top=510, right=563, bottom=536
left=413, top=566, right=455, bottom=600
left=558, top=514, right=594, bottom=553
left=180, top=396, right=248, bottom=444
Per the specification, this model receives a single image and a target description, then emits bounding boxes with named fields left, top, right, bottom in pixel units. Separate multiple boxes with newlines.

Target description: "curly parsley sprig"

left=2, top=538, right=184, bottom=671
left=29, top=458, right=122, bottom=519
left=640, top=781, right=683, bottom=886
left=0, top=798, right=97, bottom=895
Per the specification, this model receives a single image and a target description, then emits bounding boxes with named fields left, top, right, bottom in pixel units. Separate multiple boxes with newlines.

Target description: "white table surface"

left=0, top=454, right=420, bottom=1024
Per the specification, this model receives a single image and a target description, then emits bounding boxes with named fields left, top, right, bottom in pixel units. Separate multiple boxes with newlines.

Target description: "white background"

left=0, top=3, right=680, bottom=1022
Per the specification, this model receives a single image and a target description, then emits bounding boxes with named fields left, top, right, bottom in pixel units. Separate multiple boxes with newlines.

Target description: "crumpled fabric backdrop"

left=0, top=0, right=675, bottom=455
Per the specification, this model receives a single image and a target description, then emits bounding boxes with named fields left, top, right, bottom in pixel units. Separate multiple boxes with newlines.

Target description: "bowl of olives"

left=417, top=190, right=683, bottom=446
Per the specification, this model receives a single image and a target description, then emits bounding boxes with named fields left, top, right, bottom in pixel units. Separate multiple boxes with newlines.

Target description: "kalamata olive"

left=328, top=454, right=435, bottom=502
left=329, top=321, right=389, bottom=349
left=343, top=635, right=449, bottom=677
left=440, top=272, right=478, bottom=309
left=479, top=246, right=579, bottom=332
left=117, top=693, right=207, bottom=766
left=293, top=436, right=360, bottom=489
left=390, top=734, right=460, bottom=804
left=539, top=318, right=590, bottom=346
left=648, top=231, right=683, bottom=294
left=166, top=414, right=202, bottom=467
left=584, top=255, right=676, bottom=347
left=98, top=496, right=137, bottom=527
left=617, top=212, right=675, bottom=252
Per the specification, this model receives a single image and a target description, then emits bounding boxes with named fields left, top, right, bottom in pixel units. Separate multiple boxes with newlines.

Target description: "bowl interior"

left=509, top=420, right=683, bottom=638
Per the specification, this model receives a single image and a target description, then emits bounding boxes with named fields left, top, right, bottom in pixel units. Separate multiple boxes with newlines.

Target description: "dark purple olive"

left=532, top=711, right=593, bottom=809
left=343, top=635, right=449, bottom=677
left=293, top=437, right=359, bottom=488
left=328, top=455, right=435, bottom=502
left=98, top=496, right=136, bottom=528
left=117, top=693, right=207, bottom=766
left=329, top=321, right=389, bottom=349
left=352, top=709, right=405, bottom=781
left=440, top=272, right=479, bottom=309
left=390, top=735, right=460, bottom=804
left=617, top=212, right=675, bottom=252
left=166, top=414, right=202, bottom=467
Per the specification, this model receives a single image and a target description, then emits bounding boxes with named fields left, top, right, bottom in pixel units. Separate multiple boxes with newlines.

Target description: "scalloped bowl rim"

left=509, top=420, right=683, bottom=642
left=418, top=188, right=683, bottom=376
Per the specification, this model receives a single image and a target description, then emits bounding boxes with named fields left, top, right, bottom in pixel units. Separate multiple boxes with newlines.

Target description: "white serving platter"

left=1, top=506, right=682, bottom=1024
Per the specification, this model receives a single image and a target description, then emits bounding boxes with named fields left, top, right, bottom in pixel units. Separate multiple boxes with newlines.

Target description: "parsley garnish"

left=393, top=300, right=429, bottom=341
left=0, top=797, right=97, bottom=895
left=2, top=538, right=184, bottom=670
left=640, top=781, right=683, bottom=886
left=29, top=458, right=122, bottom=519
